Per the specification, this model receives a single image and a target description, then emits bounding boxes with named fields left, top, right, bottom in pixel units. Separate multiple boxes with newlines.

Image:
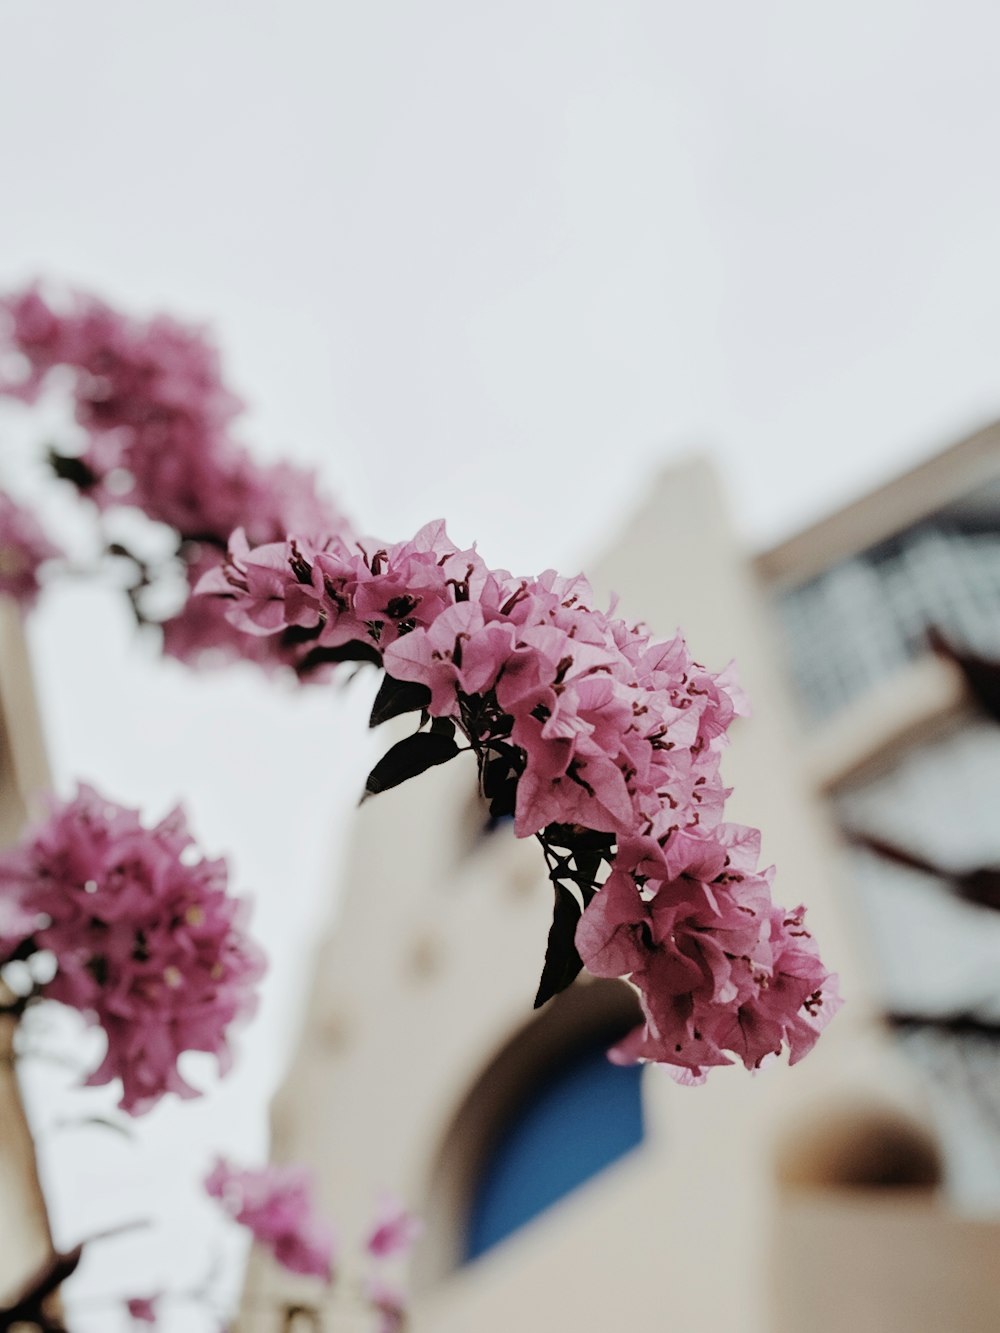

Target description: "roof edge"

left=755, top=419, right=1000, bottom=588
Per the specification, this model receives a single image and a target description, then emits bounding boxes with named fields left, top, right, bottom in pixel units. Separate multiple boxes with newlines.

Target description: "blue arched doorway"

left=465, top=1030, right=644, bottom=1260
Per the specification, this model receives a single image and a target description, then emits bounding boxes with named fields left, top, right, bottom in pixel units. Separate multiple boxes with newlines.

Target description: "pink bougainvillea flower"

left=714, top=902, right=843, bottom=1069
left=0, top=283, right=350, bottom=665
left=0, top=785, right=265, bottom=1115
left=365, top=1193, right=423, bottom=1260
left=205, top=1158, right=336, bottom=1281
left=0, top=492, right=62, bottom=609
left=201, top=518, right=746, bottom=847
left=366, top=1274, right=408, bottom=1333
left=0, top=280, right=344, bottom=549
left=159, top=558, right=296, bottom=672
left=576, top=827, right=840, bottom=1080
left=0, top=286, right=69, bottom=401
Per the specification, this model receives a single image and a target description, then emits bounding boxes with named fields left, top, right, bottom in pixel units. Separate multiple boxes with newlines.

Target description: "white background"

left=2, top=2, right=1000, bottom=1327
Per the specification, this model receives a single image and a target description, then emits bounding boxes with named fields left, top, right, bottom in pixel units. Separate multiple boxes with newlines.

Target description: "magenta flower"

left=365, top=1193, right=423, bottom=1260
left=201, top=519, right=746, bottom=845
left=0, top=785, right=265, bottom=1115
left=0, top=492, right=62, bottom=609
left=0, top=286, right=69, bottom=401
left=205, top=1158, right=336, bottom=1281
left=160, top=543, right=300, bottom=672
left=0, top=281, right=342, bottom=547
left=576, top=826, right=841, bottom=1080
left=0, top=284, right=348, bottom=665
left=125, top=1295, right=160, bottom=1324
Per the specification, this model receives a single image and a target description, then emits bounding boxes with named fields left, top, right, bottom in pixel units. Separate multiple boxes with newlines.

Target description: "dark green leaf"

left=482, top=749, right=513, bottom=797
left=482, top=749, right=519, bottom=819
left=53, top=1114, right=133, bottom=1139
left=296, top=640, right=382, bottom=677
left=47, top=447, right=98, bottom=491
left=533, top=882, right=585, bottom=1009
left=544, top=822, right=615, bottom=853
left=572, top=847, right=605, bottom=890
left=369, top=674, right=433, bottom=728
left=363, top=730, right=459, bottom=799
left=487, top=789, right=516, bottom=821
left=280, top=621, right=325, bottom=647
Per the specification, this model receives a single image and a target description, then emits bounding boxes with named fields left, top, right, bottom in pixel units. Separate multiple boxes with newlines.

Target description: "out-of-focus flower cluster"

left=199, top=519, right=840, bottom=1080
left=0, top=785, right=265, bottom=1115
left=204, top=1161, right=420, bottom=1331
left=0, top=284, right=347, bottom=664
left=579, top=826, right=840, bottom=1079
left=364, top=1193, right=423, bottom=1333
left=205, top=1157, right=336, bottom=1282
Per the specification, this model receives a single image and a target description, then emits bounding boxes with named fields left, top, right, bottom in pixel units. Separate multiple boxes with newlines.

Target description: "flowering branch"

left=196, top=520, right=840, bottom=1081
left=0, top=283, right=347, bottom=667
left=206, top=1158, right=336, bottom=1283
left=204, top=1162, right=419, bottom=1331
left=0, top=785, right=265, bottom=1115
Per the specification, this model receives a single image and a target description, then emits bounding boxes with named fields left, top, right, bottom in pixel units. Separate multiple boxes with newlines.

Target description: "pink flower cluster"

left=579, top=825, right=838, bottom=1080
left=198, top=519, right=839, bottom=1079
left=0, top=785, right=265, bottom=1115
left=0, top=284, right=346, bottom=666
left=366, top=1192, right=424, bottom=1260
left=0, top=491, right=62, bottom=609
left=205, top=1165, right=420, bottom=1329
left=365, top=1194, right=422, bottom=1333
left=205, top=1158, right=336, bottom=1281
left=367, top=1275, right=407, bottom=1333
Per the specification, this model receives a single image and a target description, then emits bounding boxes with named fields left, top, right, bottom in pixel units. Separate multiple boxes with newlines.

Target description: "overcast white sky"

left=3, top=2, right=1000, bottom=1327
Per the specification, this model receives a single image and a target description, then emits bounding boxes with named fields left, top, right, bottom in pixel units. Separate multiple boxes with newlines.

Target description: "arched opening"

left=416, top=977, right=645, bottom=1286
left=775, top=1101, right=943, bottom=1192
left=770, top=1103, right=947, bottom=1332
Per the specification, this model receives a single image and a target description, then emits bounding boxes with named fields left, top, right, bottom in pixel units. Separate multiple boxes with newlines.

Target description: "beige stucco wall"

left=243, top=457, right=1000, bottom=1332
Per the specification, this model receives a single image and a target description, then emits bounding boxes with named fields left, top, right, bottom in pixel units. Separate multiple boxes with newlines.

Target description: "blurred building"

left=244, top=426, right=1000, bottom=1333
